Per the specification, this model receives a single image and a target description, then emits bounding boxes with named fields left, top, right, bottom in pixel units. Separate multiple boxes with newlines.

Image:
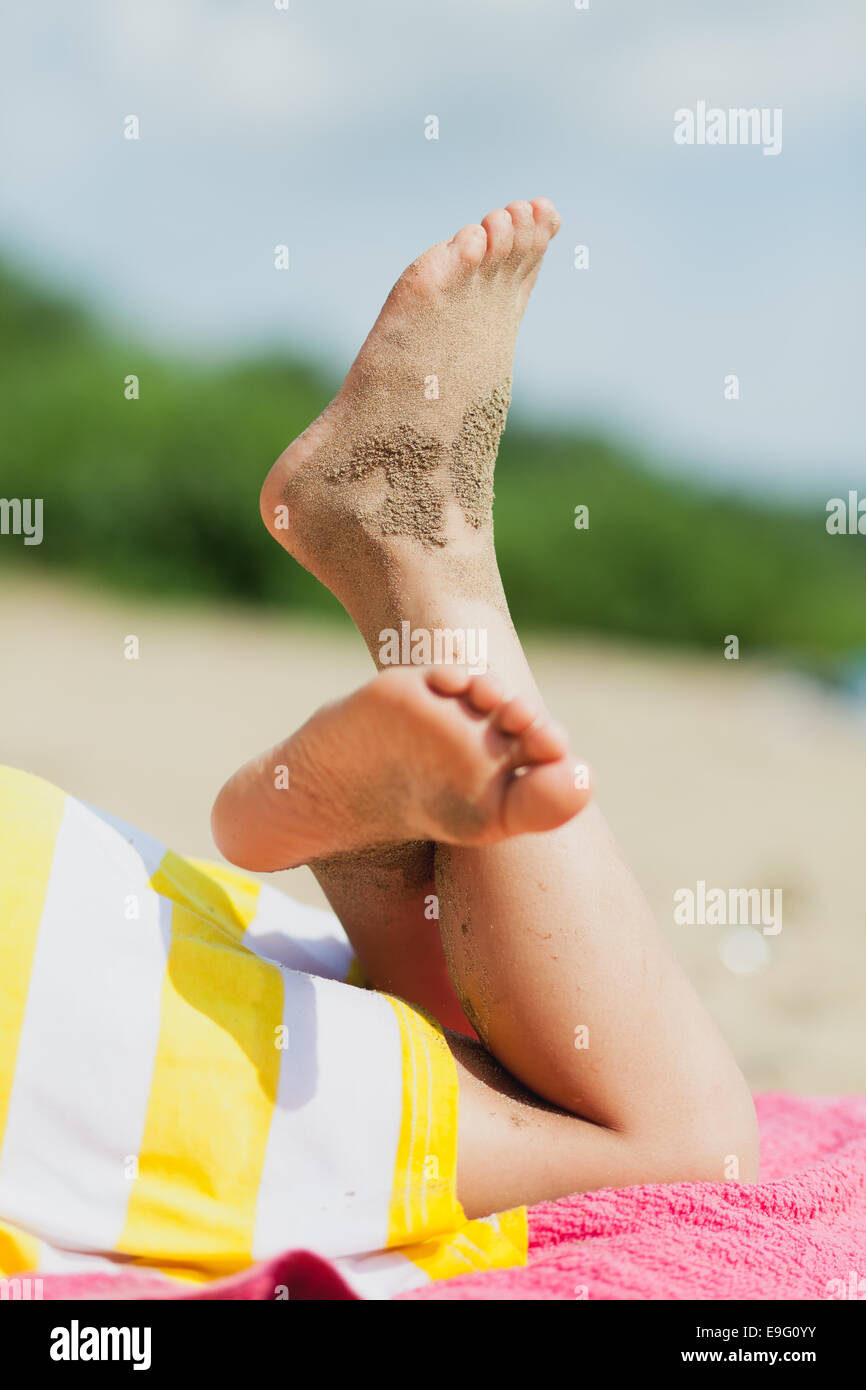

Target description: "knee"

left=662, top=1090, right=760, bottom=1186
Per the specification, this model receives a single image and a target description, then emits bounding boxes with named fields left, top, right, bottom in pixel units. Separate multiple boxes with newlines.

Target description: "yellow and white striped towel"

left=0, top=764, right=526, bottom=1299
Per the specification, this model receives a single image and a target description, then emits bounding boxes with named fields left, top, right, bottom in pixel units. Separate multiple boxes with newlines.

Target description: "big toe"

left=503, top=759, right=591, bottom=837
left=530, top=197, right=562, bottom=248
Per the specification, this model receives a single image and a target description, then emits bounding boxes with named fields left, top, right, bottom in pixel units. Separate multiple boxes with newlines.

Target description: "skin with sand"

left=214, top=199, right=759, bottom=1218
left=317, top=382, right=511, bottom=547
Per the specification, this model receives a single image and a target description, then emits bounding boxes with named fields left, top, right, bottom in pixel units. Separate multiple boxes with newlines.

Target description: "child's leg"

left=275, top=584, right=757, bottom=1197
left=247, top=200, right=759, bottom=1210
left=441, top=807, right=760, bottom=1217
left=257, top=201, right=562, bottom=1028
left=309, top=843, right=474, bottom=1035
left=347, top=628, right=759, bottom=1213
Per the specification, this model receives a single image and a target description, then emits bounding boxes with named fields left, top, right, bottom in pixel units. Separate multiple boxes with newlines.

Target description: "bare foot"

left=211, top=666, right=590, bottom=872
left=259, top=199, right=562, bottom=643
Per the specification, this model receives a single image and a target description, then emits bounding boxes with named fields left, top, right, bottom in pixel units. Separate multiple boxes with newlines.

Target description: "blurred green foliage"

left=2, top=262, right=864, bottom=662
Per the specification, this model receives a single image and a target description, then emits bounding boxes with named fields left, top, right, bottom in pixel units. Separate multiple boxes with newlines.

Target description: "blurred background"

left=1, top=0, right=864, bottom=1092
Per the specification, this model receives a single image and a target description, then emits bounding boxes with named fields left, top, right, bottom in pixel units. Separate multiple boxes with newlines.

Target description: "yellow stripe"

left=384, top=989, right=528, bottom=1282
left=0, top=766, right=65, bottom=1157
left=187, top=858, right=262, bottom=931
left=0, top=1219, right=41, bottom=1277
left=151, top=852, right=260, bottom=943
left=385, top=997, right=462, bottom=1247
left=344, top=956, right=368, bottom=989
left=115, top=853, right=282, bottom=1280
left=401, top=1207, right=529, bottom=1283
left=494, top=1205, right=529, bottom=1257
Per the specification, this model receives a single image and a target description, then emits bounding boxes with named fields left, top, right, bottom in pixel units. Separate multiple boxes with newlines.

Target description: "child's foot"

left=211, top=666, right=590, bottom=872
left=259, top=200, right=561, bottom=637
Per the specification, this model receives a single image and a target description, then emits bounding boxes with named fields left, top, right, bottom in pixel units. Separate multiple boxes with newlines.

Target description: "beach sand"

left=2, top=572, right=863, bottom=1094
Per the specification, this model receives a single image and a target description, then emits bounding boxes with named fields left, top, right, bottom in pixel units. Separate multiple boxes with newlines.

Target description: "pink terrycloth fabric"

left=33, top=1094, right=866, bottom=1301
left=399, top=1092, right=866, bottom=1301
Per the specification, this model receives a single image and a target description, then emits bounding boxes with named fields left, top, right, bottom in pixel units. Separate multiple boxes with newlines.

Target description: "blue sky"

left=1, top=0, right=863, bottom=497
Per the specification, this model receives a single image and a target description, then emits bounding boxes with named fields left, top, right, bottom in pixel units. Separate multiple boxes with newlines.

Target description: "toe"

left=480, top=208, right=515, bottom=266
left=395, top=240, right=457, bottom=300
left=530, top=197, right=562, bottom=249
left=502, top=760, right=591, bottom=837
left=449, top=222, right=487, bottom=269
left=505, top=200, right=536, bottom=265
left=426, top=665, right=473, bottom=696
left=515, top=716, right=569, bottom=764
left=495, top=695, right=539, bottom=737
left=464, top=673, right=505, bottom=713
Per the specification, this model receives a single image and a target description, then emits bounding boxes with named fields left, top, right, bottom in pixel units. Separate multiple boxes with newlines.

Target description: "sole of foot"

left=212, top=665, right=591, bottom=871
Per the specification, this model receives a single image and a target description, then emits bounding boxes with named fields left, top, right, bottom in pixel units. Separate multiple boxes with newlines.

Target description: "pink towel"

left=400, top=1092, right=866, bottom=1300
left=29, top=1094, right=866, bottom=1301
